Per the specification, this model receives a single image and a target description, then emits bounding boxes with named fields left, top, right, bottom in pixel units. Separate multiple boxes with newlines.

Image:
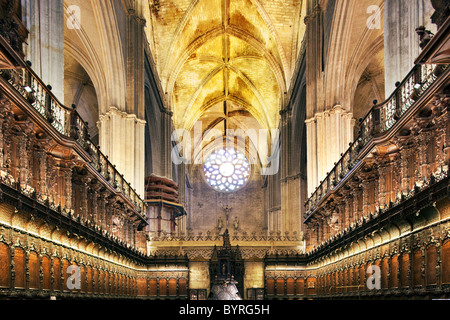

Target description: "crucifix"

left=223, top=205, right=232, bottom=229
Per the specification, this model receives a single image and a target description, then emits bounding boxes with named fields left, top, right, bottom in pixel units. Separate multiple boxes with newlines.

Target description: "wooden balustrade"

left=0, top=64, right=148, bottom=255
left=305, top=63, right=449, bottom=221
left=0, top=64, right=146, bottom=218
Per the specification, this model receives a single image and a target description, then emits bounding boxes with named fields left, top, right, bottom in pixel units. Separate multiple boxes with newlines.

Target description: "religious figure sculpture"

left=217, top=217, right=224, bottom=231
left=233, top=216, right=239, bottom=231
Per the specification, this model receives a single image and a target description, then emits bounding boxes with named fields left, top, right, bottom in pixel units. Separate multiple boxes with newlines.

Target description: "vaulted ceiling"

left=144, top=0, right=306, bottom=133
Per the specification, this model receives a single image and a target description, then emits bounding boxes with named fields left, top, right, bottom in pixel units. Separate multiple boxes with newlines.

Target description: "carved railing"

left=360, top=63, right=445, bottom=145
left=304, top=63, right=449, bottom=221
left=0, top=64, right=146, bottom=216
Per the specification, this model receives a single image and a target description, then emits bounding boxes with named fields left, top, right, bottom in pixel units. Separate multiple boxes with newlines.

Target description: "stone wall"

left=186, top=164, right=266, bottom=236
left=188, top=262, right=210, bottom=295
left=243, top=262, right=265, bottom=298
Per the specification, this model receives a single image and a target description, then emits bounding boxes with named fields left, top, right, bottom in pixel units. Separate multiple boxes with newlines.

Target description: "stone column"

left=384, top=0, right=437, bottom=96
left=304, top=0, right=322, bottom=198
left=126, top=8, right=145, bottom=119
left=22, top=0, right=65, bottom=103
left=161, top=110, right=174, bottom=179
left=305, top=117, right=317, bottom=197
left=98, top=107, right=146, bottom=198
left=96, top=6, right=146, bottom=199
left=176, top=164, right=187, bottom=237
left=304, top=1, right=356, bottom=197
left=306, top=106, right=355, bottom=196
left=280, top=108, right=302, bottom=236
left=266, top=171, right=281, bottom=235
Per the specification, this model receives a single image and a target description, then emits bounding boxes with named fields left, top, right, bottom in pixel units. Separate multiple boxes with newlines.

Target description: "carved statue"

left=233, top=216, right=239, bottom=231
left=217, top=217, right=224, bottom=230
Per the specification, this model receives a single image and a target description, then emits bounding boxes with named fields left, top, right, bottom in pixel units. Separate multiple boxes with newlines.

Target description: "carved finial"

left=416, top=26, right=434, bottom=49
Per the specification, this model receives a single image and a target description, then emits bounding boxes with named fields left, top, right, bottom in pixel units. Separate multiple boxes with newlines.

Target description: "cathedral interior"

left=0, top=0, right=449, bottom=301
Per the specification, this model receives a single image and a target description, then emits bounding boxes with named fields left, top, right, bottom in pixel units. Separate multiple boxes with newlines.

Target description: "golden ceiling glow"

left=144, top=0, right=306, bottom=133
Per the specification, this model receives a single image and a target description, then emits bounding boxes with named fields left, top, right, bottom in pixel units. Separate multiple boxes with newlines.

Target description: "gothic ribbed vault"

left=144, top=0, right=306, bottom=134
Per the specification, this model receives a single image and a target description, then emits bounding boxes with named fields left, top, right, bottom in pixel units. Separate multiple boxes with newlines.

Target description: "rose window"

left=203, top=148, right=251, bottom=192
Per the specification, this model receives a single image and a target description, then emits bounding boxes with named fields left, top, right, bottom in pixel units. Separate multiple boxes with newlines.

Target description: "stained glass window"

left=203, top=148, right=251, bottom=192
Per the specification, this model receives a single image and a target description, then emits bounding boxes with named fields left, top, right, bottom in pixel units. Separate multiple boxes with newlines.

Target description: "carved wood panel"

left=412, top=250, right=423, bottom=287
left=168, top=278, right=177, bottom=296
left=442, top=240, right=450, bottom=284
left=426, top=245, right=438, bottom=286
left=148, top=278, right=157, bottom=296
left=159, top=278, right=167, bottom=296
left=53, top=258, right=61, bottom=291
left=401, top=253, right=410, bottom=287
left=0, top=243, right=9, bottom=288
left=390, top=255, right=399, bottom=288
left=41, top=256, right=51, bottom=290
left=28, top=252, right=39, bottom=289
left=179, top=278, right=187, bottom=296
left=14, top=247, right=25, bottom=289
left=266, top=278, right=274, bottom=295
left=137, top=278, right=147, bottom=296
